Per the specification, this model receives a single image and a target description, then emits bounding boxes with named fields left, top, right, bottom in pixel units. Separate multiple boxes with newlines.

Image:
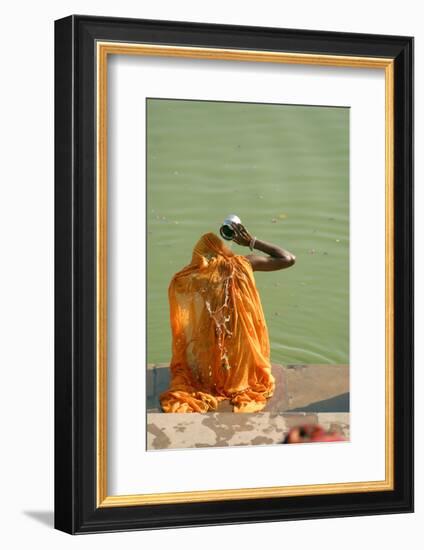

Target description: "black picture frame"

left=55, top=14, right=414, bottom=534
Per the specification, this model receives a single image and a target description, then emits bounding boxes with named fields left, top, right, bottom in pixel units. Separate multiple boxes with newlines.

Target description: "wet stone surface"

left=147, top=363, right=349, bottom=413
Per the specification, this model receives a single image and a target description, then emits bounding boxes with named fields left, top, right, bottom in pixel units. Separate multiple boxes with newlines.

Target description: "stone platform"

left=147, top=363, right=349, bottom=450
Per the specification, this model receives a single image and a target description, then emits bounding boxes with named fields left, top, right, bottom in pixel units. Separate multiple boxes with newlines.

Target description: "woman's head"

left=191, top=233, right=234, bottom=265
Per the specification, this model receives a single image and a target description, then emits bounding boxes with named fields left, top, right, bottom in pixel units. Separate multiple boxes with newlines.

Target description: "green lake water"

left=147, top=99, right=349, bottom=366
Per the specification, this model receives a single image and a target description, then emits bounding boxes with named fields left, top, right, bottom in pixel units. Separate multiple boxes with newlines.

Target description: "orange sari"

left=160, top=233, right=275, bottom=413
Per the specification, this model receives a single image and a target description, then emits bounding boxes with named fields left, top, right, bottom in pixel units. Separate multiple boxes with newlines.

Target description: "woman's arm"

left=231, top=222, right=296, bottom=272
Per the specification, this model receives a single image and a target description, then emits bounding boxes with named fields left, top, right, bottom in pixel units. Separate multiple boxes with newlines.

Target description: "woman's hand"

left=230, top=221, right=296, bottom=271
left=231, top=222, right=253, bottom=247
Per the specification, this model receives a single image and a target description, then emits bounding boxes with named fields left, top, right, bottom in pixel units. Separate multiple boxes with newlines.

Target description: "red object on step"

left=284, top=424, right=346, bottom=444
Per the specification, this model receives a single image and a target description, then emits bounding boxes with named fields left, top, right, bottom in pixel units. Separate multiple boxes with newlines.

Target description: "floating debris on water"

left=309, top=249, right=316, bottom=254
left=271, top=218, right=277, bottom=223
left=278, top=213, right=288, bottom=219
left=335, top=239, right=340, bottom=243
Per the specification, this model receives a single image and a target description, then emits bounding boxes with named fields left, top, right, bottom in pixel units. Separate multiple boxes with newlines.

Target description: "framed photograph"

left=54, top=15, right=413, bottom=534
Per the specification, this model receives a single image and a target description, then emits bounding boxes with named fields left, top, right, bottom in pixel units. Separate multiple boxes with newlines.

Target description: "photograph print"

left=146, top=98, right=349, bottom=451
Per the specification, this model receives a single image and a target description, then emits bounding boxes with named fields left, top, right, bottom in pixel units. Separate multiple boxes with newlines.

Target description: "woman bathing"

left=160, top=222, right=295, bottom=413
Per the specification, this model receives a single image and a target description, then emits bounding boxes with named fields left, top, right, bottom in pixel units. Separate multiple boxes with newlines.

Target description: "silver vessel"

left=220, top=214, right=241, bottom=241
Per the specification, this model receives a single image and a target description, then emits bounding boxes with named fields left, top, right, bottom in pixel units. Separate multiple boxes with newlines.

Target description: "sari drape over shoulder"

left=159, top=233, right=275, bottom=413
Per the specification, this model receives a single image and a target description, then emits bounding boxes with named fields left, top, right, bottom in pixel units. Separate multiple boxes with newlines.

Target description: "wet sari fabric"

left=160, top=233, right=275, bottom=413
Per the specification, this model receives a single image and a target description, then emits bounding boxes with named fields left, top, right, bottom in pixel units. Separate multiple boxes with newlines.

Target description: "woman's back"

left=160, top=233, right=275, bottom=413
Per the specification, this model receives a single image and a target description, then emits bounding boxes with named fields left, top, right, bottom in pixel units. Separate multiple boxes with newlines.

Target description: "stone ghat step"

left=147, top=363, right=349, bottom=414
left=147, top=412, right=350, bottom=450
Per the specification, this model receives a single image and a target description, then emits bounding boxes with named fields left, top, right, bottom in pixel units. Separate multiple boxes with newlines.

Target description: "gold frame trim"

left=96, top=42, right=394, bottom=508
